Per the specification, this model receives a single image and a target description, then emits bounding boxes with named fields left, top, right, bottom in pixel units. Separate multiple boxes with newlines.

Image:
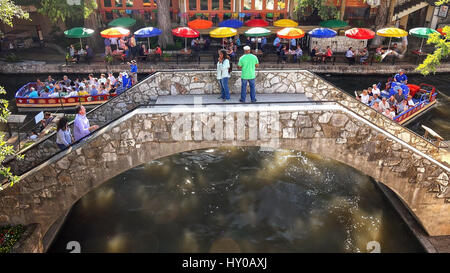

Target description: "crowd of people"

left=19, top=71, right=137, bottom=99
left=356, top=70, right=416, bottom=119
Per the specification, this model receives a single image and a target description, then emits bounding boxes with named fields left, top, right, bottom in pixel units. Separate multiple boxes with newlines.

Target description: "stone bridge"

left=1, top=70, right=449, bottom=252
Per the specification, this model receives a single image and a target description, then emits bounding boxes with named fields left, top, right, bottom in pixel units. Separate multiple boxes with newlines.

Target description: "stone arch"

left=0, top=105, right=449, bottom=253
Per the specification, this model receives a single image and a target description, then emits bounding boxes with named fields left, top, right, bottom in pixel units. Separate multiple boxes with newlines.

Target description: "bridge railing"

left=2, top=100, right=337, bottom=181
left=2, top=72, right=159, bottom=177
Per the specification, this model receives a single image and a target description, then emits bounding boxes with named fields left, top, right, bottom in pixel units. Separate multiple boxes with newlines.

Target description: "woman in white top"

left=379, top=97, right=390, bottom=111
left=372, top=84, right=381, bottom=96
left=216, top=49, right=231, bottom=101
left=359, top=90, right=370, bottom=104
left=56, top=117, right=73, bottom=150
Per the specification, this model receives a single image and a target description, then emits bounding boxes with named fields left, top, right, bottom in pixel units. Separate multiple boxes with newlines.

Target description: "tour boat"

left=15, top=82, right=118, bottom=112
left=355, top=81, right=438, bottom=126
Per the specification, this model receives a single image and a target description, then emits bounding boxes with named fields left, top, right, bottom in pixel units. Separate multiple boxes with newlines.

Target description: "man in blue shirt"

left=129, top=60, right=138, bottom=84
left=89, top=85, right=98, bottom=96
left=27, top=87, right=39, bottom=98
left=394, top=70, right=407, bottom=84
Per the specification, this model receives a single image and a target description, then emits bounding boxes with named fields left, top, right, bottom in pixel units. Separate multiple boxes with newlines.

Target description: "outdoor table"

left=411, top=49, right=428, bottom=64
left=179, top=49, right=192, bottom=55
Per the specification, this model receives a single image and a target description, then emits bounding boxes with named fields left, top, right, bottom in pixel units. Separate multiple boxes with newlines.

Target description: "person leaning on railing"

left=74, top=105, right=99, bottom=142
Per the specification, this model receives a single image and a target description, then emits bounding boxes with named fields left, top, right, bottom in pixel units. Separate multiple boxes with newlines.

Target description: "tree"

left=0, top=0, right=29, bottom=26
left=416, top=1, right=450, bottom=75
left=37, top=0, right=97, bottom=24
left=370, top=0, right=390, bottom=46
left=295, top=0, right=339, bottom=21
left=0, top=1, right=28, bottom=187
left=156, top=0, right=174, bottom=48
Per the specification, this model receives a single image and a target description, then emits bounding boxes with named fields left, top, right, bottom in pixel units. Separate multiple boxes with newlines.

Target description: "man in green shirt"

left=238, top=46, right=259, bottom=103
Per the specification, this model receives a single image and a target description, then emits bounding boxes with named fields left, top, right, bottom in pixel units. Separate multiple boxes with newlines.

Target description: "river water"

left=2, top=72, right=448, bottom=253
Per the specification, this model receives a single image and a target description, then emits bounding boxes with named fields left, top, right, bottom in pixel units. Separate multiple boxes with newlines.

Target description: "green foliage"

left=0, top=225, right=25, bottom=253
left=295, top=0, right=339, bottom=21
left=416, top=27, right=450, bottom=75
left=0, top=0, right=29, bottom=26
left=301, top=55, right=311, bottom=62
left=163, top=42, right=182, bottom=51
left=38, top=0, right=97, bottom=23
left=104, top=54, right=113, bottom=64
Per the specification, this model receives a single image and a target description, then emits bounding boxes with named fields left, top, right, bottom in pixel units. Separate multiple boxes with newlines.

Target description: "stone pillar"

left=430, top=6, right=440, bottom=29
left=399, top=14, right=408, bottom=29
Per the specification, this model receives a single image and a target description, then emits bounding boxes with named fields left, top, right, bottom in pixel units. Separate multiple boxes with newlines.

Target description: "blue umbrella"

left=219, top=19, right=243, bottom=29
left=134, top=27, right=162, bottom=48
left=308, top=28, right=337, bottom=38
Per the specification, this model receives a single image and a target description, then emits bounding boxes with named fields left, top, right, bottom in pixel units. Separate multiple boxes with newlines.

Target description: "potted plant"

left=105, top=54, right=113, bottom=64
left=162, top=52, right=172, bottom=61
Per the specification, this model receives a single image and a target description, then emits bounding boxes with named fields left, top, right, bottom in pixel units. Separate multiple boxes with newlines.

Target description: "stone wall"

left=0, top=104, right=449, bottom=254
left=309, top=36, right=368, bottom=53
left=5, top=70, right=443, bottom=177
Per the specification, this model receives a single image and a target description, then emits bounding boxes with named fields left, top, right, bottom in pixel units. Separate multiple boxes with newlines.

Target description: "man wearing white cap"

left=238, top=45, right=259, bottom=103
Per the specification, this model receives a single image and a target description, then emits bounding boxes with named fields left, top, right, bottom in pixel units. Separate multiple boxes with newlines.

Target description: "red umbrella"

left=172, top=27, right=200, bottom=51
left=345, top=28, right=375, bottom=40
left=437, top=28, right=447, bottom=35
left=245, top=19, right=269, bottom=27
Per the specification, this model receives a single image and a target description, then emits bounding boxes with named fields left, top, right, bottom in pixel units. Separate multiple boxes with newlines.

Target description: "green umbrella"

left=409, top=27, right=439, bottom=52
left=64, top=27, right=94, bottom=49
left=108, top=17, right=137, bottom=28
left=244, top=27, right=271, bottom=52
left=319, top=20, right=348, bottom=28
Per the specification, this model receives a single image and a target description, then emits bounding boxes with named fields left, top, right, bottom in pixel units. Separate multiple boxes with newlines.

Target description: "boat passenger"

left=48, top=91, right=61, bottom=98
left=359, top=90, right=370, bottom=105
left=36, top=79, right=45, bottom=92
left=45, top=75, right=55, bottom=86
left=407, top=95, right=415, bottom=107
left=394, top=88, right=405, bottom=104
left=394, top=69, right=407, bottom=84
left=27, top=87, right=39, bottom=98
left=372, top=84, right=381, bottom=96
left=388, top=95, right=397, bottom=108
left=396, top=100, right=409, bottom=114
left=78, top=87, right=89, bottom=96
left=371, top=101, right=382, bottom=113
left=66, top=87, right=79, bottom=98
left=90, top=85, right=99, bottom=96
left=380, top=97, right=390, bottom=112
left=62, top=75, right=71, bottom=85
left=108, top=72, right=116, bottom=85
left=383, top=108, right=395, bottom=120
left=99, top=74, right=107, bottom=85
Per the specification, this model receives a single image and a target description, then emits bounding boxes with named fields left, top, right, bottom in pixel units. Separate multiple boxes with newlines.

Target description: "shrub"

left=0, top=225, right=25, bottom=253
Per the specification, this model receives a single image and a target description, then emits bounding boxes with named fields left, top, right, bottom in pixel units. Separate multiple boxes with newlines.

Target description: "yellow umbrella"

left=209, top=27, right=237, bottom=38
left=274, top=19, right=298, bottom=28
left=376, top=27, right=408, bottom=49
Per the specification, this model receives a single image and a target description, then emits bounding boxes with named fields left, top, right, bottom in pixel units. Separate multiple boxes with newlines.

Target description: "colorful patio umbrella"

left=308, top=28, right=337, bottom=38
left=277, top=27, right=305, bottom=39
left=245, top=19, right=269, bottom=27
left=319, top=19, right=348, bottom=28
left=437, top=28, right=447, bottom=35
left=134, top=27, right=162, bottom=49
left=64, top=27, right=94, bottom=49
left=108, top=17, right=136, bottom=28
left=273, top=19, right=298, bottom=28
left=345, top=28, right=375, bottom=40
left=100, top=27, right=130, bottom=38
left=219, top=19, right=243, bottom=29
left=209, top=27, right=237, bottom=38
left=244, top=27, right=271, bottom=52
left=172, top=27, right=200, bottom=51
left=188, top=19, right=213, bottom=30
left=409, top=27, right=439, bottom=52
left=376, top=27, right=408, bottom=49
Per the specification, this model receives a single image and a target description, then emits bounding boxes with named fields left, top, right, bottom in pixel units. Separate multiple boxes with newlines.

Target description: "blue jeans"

left=240, top=79, right=256, bottom=102
left=219, top=77, right=230, bottom=100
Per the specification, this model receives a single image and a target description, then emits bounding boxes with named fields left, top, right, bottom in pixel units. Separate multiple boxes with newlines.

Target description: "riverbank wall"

left=2, top=61, right=450, bottom=75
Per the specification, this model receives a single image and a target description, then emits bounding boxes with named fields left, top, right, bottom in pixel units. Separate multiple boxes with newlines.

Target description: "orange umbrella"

left=277, top=27, right=305, bottom=39
left=100, top=27, right=130, bottom=38
left=188, top=19, right=213, bottom=30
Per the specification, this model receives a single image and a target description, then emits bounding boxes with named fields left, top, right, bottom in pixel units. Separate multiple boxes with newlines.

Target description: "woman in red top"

left=155, top=46, right=162, bottom=56
left=323, top=46, right=333, bottom=63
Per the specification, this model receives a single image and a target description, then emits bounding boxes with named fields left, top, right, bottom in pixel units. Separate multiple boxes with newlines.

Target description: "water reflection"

left=48, top=147, right=424, bottom=253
